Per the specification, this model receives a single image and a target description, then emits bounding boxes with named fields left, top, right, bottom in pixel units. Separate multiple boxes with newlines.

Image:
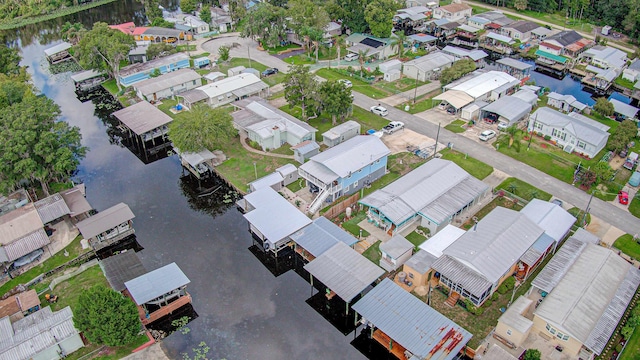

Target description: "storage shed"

left=193, top=57, right=210, bottom=68
left=203, top=71, right=226, bottom=83
left=378, top=234, right=414, bottom=271
left=240, top=67, right=261, bottom=77
left=322, top=120, right=361, bottom=147
left=379, top=59, right=403, bottom=82
left=460, top=101, right=488, bottom=121
left=291, top=140, right=320, bottom=164
left=228, top=65, right=246, bottom=77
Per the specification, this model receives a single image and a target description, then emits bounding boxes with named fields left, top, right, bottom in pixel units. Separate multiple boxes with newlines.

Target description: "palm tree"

left=357, top=48, right=370, bottom=77
left=334, top=36, right=346, bottom=67
left=390, top=31, right=408, bottom=58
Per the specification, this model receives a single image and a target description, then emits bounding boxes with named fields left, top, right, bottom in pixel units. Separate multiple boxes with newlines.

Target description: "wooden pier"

left=134, top=292, right=193, bottom=325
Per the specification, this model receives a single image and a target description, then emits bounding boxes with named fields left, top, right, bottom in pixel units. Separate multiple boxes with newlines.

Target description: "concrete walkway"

left=238, top=133, right=295, bottom=159
left=379, top=81, right=442, bottom=106
left=121, top=343, right=169, bottom=360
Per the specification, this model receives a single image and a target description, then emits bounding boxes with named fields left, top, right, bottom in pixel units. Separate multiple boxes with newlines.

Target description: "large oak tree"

left=169, top=105, right=236, bottom=153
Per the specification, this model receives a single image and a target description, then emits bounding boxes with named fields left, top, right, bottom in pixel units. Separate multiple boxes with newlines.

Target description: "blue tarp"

left=629, top=171, right=640, bottom=187
left=608, top=92, right=631, bottom=104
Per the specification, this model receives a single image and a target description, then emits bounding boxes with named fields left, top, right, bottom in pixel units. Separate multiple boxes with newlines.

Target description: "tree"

left=181, top=0, right=198, bottom=14
left=228, top=0, right=248, bottom=29
left=514, top=0, right=528, bottom=10
left=61, top=22, right=86, bottom=45
left=168, top=105, right=236, bottom=153
left=440, top=58, right=476, bottom=85
left=284, top=64, right=318, bottom=121
left=74, top=285, right=140, bottom=346
left=335, top=35, right=346, bottom=66
left=146, top=42, right=178, bottom=60
left=581, top=169, right=597, bottom=188
left=218, top=45, right=230, bottom=62
left=593, top=97, right=614, bottom=116
left=523, top=349, right=541, bottom=360
left=0, top=95, right=86, bottom=196
left=200, top=6, right=212, bottom=24
left=241, top=3, right=288, bottom=47
left=593, top=161, right=614, bottom=184
left=357, top=48, right=370, bottom=74
left=288, top=0, right=330, bottom=60
left=142, top=0, right=163, bottom=21
left=365, top=0, right=402, bottom=38
left=0, top=76, right=32, bottom=109
left=318, top=80, right=353, bottom=125
left=0, top=45, right=21, bottom=76
left=326, top=0, right=368, bottom=34
left=390, top=30, right=407, bottom=58
left=75, top=22, right=135, bottom=91
left=151, top=17, right=176, bottom=28
left=608, top=119, right=637, bottom=152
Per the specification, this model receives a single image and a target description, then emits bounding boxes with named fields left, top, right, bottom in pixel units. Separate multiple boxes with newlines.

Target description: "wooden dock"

left=373, top=329, right=408, bottom=360
left=139, top=293, right=192, bottom=325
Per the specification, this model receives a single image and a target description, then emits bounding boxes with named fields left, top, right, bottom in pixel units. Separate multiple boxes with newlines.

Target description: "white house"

left=402, top=51, right=456, bottom=81
left=178, top=73, right=269, bottom=108
left=623, top=59, right=640, bottom=82
left=379, top=59, right=403, bottom=82
left=322, top=120, right=361, bottom=148
left=443, top=70, right=519, bottom=102
left=546, top=92, right=588, bottom=113
left=133, top=68, right=202, bottom=102
left=433, top=3, right=472, bottom=22
left=379, top=234, right=414, bottom=272
left=529, top=107, right=610, bottom=158
left=166, top=14, right=210, bottom=35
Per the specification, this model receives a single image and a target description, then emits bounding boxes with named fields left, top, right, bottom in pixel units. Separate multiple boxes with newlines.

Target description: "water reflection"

left=178, top=174, right=240, bottom=218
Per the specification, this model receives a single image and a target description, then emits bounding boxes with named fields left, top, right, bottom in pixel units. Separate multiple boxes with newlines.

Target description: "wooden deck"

left=133, top=293, right=193, bottom=325
left=373, top=329, right=408, bottom=360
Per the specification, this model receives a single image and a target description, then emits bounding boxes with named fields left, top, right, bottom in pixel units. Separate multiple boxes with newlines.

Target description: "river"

left=11, top=2, right=365, bottom=359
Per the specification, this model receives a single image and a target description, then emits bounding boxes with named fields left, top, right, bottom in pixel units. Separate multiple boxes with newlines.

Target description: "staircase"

left=445, top=292, right=460, bottom=308
left=307, top=188, right=330, bottom=214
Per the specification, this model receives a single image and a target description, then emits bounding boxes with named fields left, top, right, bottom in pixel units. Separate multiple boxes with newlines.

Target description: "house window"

left=344, top=184, right=350, bottom=192
left=217, top=96, right=224, bottom=101
left=354, top=180, right=359, bottom=188
left=227, top=93, right=232, bottom=98
left=193, top=80, right=197, bottom=85
left=577, top=141, right=586, bottom=149
left=170, top=87, right=174, bottom=92
left=535, top=122, right=543, bottom=130
left=506, top=329, right=512, bottom=336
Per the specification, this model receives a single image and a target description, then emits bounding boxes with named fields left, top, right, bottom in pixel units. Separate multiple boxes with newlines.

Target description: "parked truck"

left=623, top=152, right=639, bottom=170
left=382, top=121, right=405, bottom=135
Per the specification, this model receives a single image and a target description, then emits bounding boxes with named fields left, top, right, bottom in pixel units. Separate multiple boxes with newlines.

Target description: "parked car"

left=382, top=121, right=405, bottom=134
left=370, top=105, right=388, bottom=116
left=619, top=191, right=629, bottom=205
left=497, top=122, right=509, bottom=131
left=261, top=68, right=279, bottom=77
left=446, top=107, right=456, bottom=115
left=12, top=248, right=44, bottom=269
left=338, top=79, right=352, bottom=88
left=479, top=130, right=496, bottom=141
left=344, top=53, right=359, bottom=61
left=551, top=199, right=563, bottom=207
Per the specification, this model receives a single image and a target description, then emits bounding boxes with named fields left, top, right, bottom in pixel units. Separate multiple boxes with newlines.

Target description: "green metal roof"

left=535, top=49, right=568, bottom=64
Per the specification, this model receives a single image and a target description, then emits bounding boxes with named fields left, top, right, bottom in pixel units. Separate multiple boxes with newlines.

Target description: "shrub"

left=463, top=298, right=484, bottom=315
left=544, top=135, right=551, bottom=141
left=491, top=292, right=500, bottom=301
left=483, top=299, right=492, bottom=307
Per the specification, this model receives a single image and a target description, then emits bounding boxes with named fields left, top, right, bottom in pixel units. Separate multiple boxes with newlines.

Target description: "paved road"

left=462, top=0, right=637, bottom=53
left=201, top=34, right=294, bottom=73
left=353, top=91, right=640, bottom=235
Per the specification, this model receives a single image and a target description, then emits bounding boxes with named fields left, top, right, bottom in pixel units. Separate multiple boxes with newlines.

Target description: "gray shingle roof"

left=125, top=262, right=190, bottom=305
left=547, top=30, right=583, bottom=46
left=76, top=203, right=135, bottom=240
left=304, top=242, right=384, bottom=302
left=290, top=217, right=358, bottom=258
left=352, top=279, right=472, bottom=360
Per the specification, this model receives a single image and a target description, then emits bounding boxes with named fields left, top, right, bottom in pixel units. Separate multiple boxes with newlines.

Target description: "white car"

left=479, top=130, right=497, bottom=141
left=497, top=122, right=509, bottom=131
left=370, top=105, right=388, bottom=116
left=338, top=79, right=352, bottom=88
left=344, top=53, right=359, bottom=61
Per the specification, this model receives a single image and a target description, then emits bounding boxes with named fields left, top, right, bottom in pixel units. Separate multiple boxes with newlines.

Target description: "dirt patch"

left=381, top=129, right=435, bottom=154
left=610, top=154, right=625, bottom=170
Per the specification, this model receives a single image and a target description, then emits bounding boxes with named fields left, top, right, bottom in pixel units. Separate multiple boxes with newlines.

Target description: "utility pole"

left=527, top=114, right=536, bottom=151
left=582, top=191, right=595, bottom=227
left=413, top=71, right=420, bottom=104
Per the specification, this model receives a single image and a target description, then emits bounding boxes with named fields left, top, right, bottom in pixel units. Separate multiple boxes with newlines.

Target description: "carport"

left=433, top=90, right=474, bottom=113
left=480, top=95, right=532, bottom=125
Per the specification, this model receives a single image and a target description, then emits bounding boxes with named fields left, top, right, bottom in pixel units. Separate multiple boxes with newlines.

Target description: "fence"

left=44, top=259, right=99, bottom=294
left=25, top=251, right=97, bottom=292
left=322, top=193, right=360, bottom=219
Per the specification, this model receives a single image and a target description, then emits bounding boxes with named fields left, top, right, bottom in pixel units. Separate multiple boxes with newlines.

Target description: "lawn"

left=217, top=58, right=286, bottom=86
left=375, top=77, right=428, bottom=94
left=440, top=149, right=494, bottom=180
left=460, top=197, right=523, bottom=230
left=315, top=68, right=391, bottom=99
left=284, top=54, right=316, bottom=65
left=64, top=334, right=150, bottom=360
left=405, top=231, right=427, bottom=250
left=444, top=119, right=467, bottom=133
left=42, top=265, right=109, bottom=313
left=341, top=212, right=370, bottom=238
left=568, top=207, right=591, bottom=227
left=615, top=76, right=636, bottom=90
left=264, top=43, right=301, bottom=55
left=629, top=195, right=640, bottom=218
left=613, top=234, right=640, bottom=260
left=620, top=320, right=640, bottom=360
left=102, top=79, right=119, bottom=96
left=0, top=235, right=87, bottom=296
left=496, top=177, right=552, bottom=201
left=362, top=240, right=382, bottom=264
left=396, top=90, right=442, bottom=114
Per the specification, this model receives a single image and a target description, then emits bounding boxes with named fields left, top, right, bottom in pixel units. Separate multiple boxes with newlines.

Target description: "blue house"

left=299, top=135, right=390, bottom=214
left=119, top=53, right=191, bottom=87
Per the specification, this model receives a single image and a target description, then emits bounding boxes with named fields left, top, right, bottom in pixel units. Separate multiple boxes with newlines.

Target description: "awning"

left=3, top=229, right=50, bottom=262
left=232, top=82, right=268, bottom=98
left=535, top=49, right=568, bottom=64
left=433, top=90, right=474, bottom=109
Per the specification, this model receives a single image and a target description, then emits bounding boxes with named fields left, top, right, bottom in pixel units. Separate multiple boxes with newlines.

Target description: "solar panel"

left=360, top=38, right=384, bottom=48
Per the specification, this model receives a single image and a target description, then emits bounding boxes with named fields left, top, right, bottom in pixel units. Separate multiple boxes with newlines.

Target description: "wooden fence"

left=322, top=193, right=360, bottom=219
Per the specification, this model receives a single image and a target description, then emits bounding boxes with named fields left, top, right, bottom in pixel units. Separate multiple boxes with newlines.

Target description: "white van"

left=344, top=53, right=359, bottom=61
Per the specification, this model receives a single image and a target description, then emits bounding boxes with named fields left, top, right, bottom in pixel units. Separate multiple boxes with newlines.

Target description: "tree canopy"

left=284, top=65, right=318, bottom=121
left=146, top=43, right=178, bottom=60
left=318, top=80, right=353, bottom=125
left=593, top=97, right=614, bottom=117
left=75, top=22, right=136, bottom=91
left=608, top=119, right=638, bottom=153
left=523, top=349, right=541, bottom=360
left=365, top=0, right=402, bottom=38
left=241, top=3, right=288, bottom=47
left=168, top=105, right=236, bottom=153
left=74, top=285, right=140, bottom=347
left=0, top=46, right=21, bottom=77
left=180, top=0, right=198, bottom=14
left=440, top=59, right=477, bottom=85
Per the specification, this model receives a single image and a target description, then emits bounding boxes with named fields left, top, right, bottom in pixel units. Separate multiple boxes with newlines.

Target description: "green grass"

left=284, top=54, right=316, bottom=65
left=190, top=52, right=210, bottom=59
left=405, top=231, right=427, bottom=250
left=568, top=207, right=591, bottom=226
left=0, top=0, right=117, bottom=30
left=269, top=146, right=294, bottom=156
left=265, top=43, right=301, bottom=54
left=64, top=333, right=150, bottom=360
left=352, top=106, right=393, bottom=131
left=444, top=119, right=467, bottom=133
left=176, top=44, right=197, bottom=52
left=396, top=90, right=442, bottom=114
left=341, top=212, right=370, bottom=238
left=620, top=319, right=640, bottom=360
left=42, top=265, right=109, bottom=313
left=630, top=195, right=640, bottom=218
left=102, top=79, right=119, bottom=96
left=613, top=234, right=640, bottom=260
left=362, top=240, right=382, bottom=264
left=217, top=58, right=286, bottom=86
left=495, top=177, right=552, bottom=201
left=375, top=77, right=428, bottom=94
left=615, top=76, right=636, bottom=90
left=286, top=179, right=305, bottom=193
left=157, top=98, right=179, bottom=116
left=0, top=235, right=87, bottom=296
left=363, top=153, right=427, bottom=197
left=315, top=68, right=391, bottom=99
left=440, top=149, right=494, bottom=180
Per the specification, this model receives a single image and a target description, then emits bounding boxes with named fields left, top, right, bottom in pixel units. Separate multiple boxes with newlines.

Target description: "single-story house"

left=496, top=57, right=533, bottom=81
left=379, top=234, right=414, bottom=272
left=300, top=136, right=390, bottom=214
left=345, top=33, right=396, bottom=60
left=0, top=290, right=41, bottom=321
left=211, top=7, right=232, bottom=33
left=193, top=57, right=210, bottom=69
left=481, top=31, right=515, bottom=54
left=495, top=296, right=534, bottom=349
left=480, top=94, right=532, bottom=126
left=406, top=0, right=439, bottom=7
left=529, top=107, right=610, bottom=158
left=530, top=235, right=640, bottom=358
left=511, top=88, right=539, bottom=107
left=76, top=203, right=135, bottom=251
left=165, top=14, right=210, bottom=35
left=352, top=278, right=472, bottom=360
left=322, top=120, right=361, bottom=147
left=610, top=98, right=639, bottom=120
left=136, top=26, right=190, bottom=42
left=540, top=30, right=593, bottom=58
left=580, top=45, right=627, bottom=71
left=179, top=73, right=269, bottom=109
left=502, top=20, right=543, bottom=42
left=248, top=164, right=298, bottom=192
left=232, top=98, right=316, bottom=151
left=291, top=140, right=320, bottom=164
left=0, top=196, right=49, bottom=266
left=128, top=44, right=148, bottom=64
left=290, top=216, right=358, bottom=262
left=100, top=250, right=147, bottom=292
left=324, top=21, right=342, bottom=38
left=394, top=6, right=430, bottom=30
left=0, top=306, right=84, bottom=360
left=119, top=53, right=191, bottom=87
left=460, top=100, right=488, bottom=121
left=520, top=199, right=576, bottom=247
left=546, top=92, right=588, bottom=113
left=359, top=158, right=489, bottom=235
left=408, top=33, right=438, bottom=50
left=623, top=58, right=640, bottom=82
left=441, top=45, right=488, bottom=65
left=203, top=71, right=226, bottom=83
left=402, top=51, right=456, bottom=82
left=470, top=10, right=514, bottom=28
left=467, top=15, right=492, bottom=30
left=133, top=68, right=202, bottom=102
left=241, top=186, right=312, bottom=254
left=531, top=26, right=552, bottom=40
left=444, top=70, right=519, bottom=102
left=521, top=84, right=544, bottom=96
left=433, top=2, right=471, bottom=22
left=431, top=207, right=545, bottom=306
left=402, top=250, right=438, bottom=287
left=112, top=101, right=173, bottom=144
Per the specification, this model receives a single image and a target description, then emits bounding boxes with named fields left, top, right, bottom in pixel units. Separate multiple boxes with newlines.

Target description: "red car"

left=619, top=191, right=629, bottom=205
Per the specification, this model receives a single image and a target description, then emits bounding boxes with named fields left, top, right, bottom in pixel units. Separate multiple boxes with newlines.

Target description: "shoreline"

left=0, top=0, right=117, bottom=30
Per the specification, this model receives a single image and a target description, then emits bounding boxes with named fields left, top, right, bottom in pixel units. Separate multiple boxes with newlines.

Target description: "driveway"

left=201, top=34, right=293, bottom=73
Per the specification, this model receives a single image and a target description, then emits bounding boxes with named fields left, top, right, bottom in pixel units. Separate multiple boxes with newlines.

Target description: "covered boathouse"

left=76, top=203, right=135, bottom=251
left=112, top=101, right=173, bottom=161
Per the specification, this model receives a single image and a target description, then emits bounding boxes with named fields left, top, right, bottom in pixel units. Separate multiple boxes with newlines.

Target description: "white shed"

left=228, top=65, right=246, bottom=77
left=460, top=101, right=488, bottom=121
left=379, top=59, right=402, bottom=73
left=276, top=164, right=298, bottom=186
left=322, top=120, right=361, bottom=147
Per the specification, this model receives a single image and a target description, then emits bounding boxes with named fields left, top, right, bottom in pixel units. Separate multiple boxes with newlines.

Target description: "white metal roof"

left=511, top=89, right=538, bottom=106
left=403, top=51, right=456, bottom=73
left=125, top=262, right=190, bottom=305
left=203, top=71, right=226, bottom=81
left=76, top=203, right=135, bottom=240
left=419, top=224, right=465, bottom=258
left=520, top=199, right=576, bottom=242
left=531, top=107, right=610, bottom=146
left=610, top=98, right=639, bottom=118
left=133, top=69, right=201, bottom=97
left=485, top=31, right=514, bottom=44
left=112, top=101, right=173, bottom=135
left=304, top=242, right=384, bottom=302
left=290, top=217, right=358, bottom=258
left=43, top=42, right=71, bottom=56
left=241, top=101, right=316, bottom=140
left=496, top=57, right=533, bottom=71
left=181, top=149, right=216, bottom=168
left=322, top=120, right=361, bottom=140
left=243, top=187, right=312, bottom=245
left=197, top=73, right=268, bottom=99
left=379, top=234, right=413, bottom=258
left=531, top=237, right=587, bottom=293
left=449, top=71, right=518, bottom=99
left=404, top=250, right=438, bottom=274
left=120, top=53, right=189, bottom=77
left=498, top=296, right=533, bottom=334
left=249, top=172, right=284, bottom=191
left=433, top=90, right=474, bottom=109
left=481, top=95, right=532, bottom=123
left=352, top=279, right=472, bottom=360
left=570, top=227, right=600, bottom=244
left=70, top=70, right=103, bottom=83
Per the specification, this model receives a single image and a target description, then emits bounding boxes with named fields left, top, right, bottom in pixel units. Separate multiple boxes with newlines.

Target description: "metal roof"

left=433, top=90, right=474, bottom=109
left=76, top=203, right=135, bottom=240
left=531, top=27, right=552, bottom=36
left=511, top=89, right=538, bottom=106
left=125, top=262, right=190, bottom=305
left=120, top=53, right=189, bottom=77
left=419, top=224, right=465, bottom=258
left=530, top=107, right=610, bottom=146
left=352, top=278, right=472, bottom=360
left=133, top=69, right=201, bottom=97
left=499, top=296, right=534, bottom=334
left=534, top=244, right=640, bottom=354
left=203, top=71, right=226, bottom=81
left=249, top=172, right=283, bottom=191
left=235, top=100, right=316, bottom=140
left=290, top=217, right=358, bottom=258
left=304, top=242, right=384, bottom=302
left=485, top=31, right=514, bottom=44
left=0, top=203, right=43, bottom=245
left=481, top=95, right=532, bottom=124
left=360, top=159, right=488, bottom=225
left=70, top=70, right=103, bottom=83
left=290, top=140, right=319, bottom=154
left=276, top=163, right=297, bottom=176
left=100, top=251, right=147, bottom=292
left=520, top=199, right=576, bottom=242
left=408, top=34, right=437, bottom=43
left=431, top=255, right=493, bottom=296
left=34, top=193, right=70, bottom=224
left=404, top=250, right=437, bottom=274
left=507, top=20, right=542, bottom=33
left=60, top=185, right=92, bottom=217
left=181, top=149, right=216, bottom=168
left=243, top=187, right=312, bottom=245
left=496, top=57, right=533, bottom=71
left=0, top=306, right=80, bottom=360
left=300, top=135, right=390, bottom=183
left=379, top=234, right=413, bottom=259
left=3, top=229, right=50, bottom=262
left=610, top=98, right=639, bottom=118
left=232, top=80, right=269, bottom=98
left=43, top=42, right=71, bottom=56
left=448, top=71, right=518, bottom=99
left=441, top=207, right=544, bottom=285
left=520, top=233, right=555, bottom=266
left=179, top=89, right=208, bottom=104
left=112, top=101, right=173, bottom=135
left=570, top=227, right=600, bottom=244
left=531, top=237, right=587, bottom=293
left=403, top=51, right=456, bottom=73
left=322, top=120, right=361, bottom=140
